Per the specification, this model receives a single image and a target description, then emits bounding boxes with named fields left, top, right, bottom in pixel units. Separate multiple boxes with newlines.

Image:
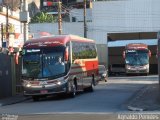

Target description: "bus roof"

left=126, top=43, right=148, bottom=50
left=108, top=39, right=157, bottom=47
left=23, top=34, right=95, bottom=48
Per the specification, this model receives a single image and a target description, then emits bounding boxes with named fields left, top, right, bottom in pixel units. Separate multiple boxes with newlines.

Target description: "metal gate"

left=0, top=53, right=12, bottom=98
left=0, top=53, right=23, bottom=98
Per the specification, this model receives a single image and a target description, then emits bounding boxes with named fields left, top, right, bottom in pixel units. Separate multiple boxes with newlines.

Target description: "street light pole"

left=6, top=3, right=9, bottom=46
left=43, top=0, right=62, bottom=35
left=23, top=0, right=28, bottom=42
left=158, top=33, right=160, bottom=86
left=1, top=23, right=3, bottom=47
left=58, top=0, right=62, bottom=35
left=83, top=0, right=87, bottom=38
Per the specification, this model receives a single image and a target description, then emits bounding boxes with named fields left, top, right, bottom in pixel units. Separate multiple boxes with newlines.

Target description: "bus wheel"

left=32, top=96, right=40, bottom=101
left=85, top=77, right=94, bottom=92
left=68, top=82, right=76, bottom=98
left=67, top=79, right=77, bottom=98
left=144, top=73, right=148, bottom=76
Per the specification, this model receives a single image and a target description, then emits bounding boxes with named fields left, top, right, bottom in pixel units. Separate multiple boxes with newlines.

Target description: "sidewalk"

left=0, top=94, right=31, bottom=107
left=126, top=83, right=160, bottom=111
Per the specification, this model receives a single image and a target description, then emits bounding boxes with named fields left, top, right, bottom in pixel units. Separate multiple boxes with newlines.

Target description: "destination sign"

left=25, top=41, right=63, bottom=47
left=126, top=50, right=136, bottom=53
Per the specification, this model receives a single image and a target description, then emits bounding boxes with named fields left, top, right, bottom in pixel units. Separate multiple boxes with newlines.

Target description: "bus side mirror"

left=149, top=50, right=151, bottom=57
left=65, top=47, right=69, bottom=61
left=19, top=51, right=23, bottom=56
left=123, top=51, right=125, bottom=59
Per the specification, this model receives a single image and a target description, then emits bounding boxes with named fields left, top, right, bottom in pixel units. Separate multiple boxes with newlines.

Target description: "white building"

left=0, top=7, right=22, bottom=48
left=0, top=0, right=41, bottom=48
left=91, top=0, right=160, bottom=39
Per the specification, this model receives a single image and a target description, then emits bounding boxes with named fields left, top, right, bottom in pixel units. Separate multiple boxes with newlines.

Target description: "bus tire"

left=126, top=73, right=130, bottom=76
left=68, top=81, right=76, bottom=98
left=69, top=84, right=76, bottom=98
left=32, top=96, right=40, bottom=101
left=85, top=76, right=94, bottom=92
left=89, top=82, right=94, bottom=92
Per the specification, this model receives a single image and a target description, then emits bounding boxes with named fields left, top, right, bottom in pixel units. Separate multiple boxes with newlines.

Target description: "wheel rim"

left=72, top=84, right=76, bottom=96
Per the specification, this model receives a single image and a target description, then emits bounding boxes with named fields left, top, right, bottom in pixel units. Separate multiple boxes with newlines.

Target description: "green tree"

left=30, top=12, right=57, bottom=23
left=3, top=0, right=20, bottom=11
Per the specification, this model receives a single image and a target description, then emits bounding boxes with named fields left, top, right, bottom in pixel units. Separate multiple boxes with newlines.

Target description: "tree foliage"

left=3, top=0, right=20, bottom=11
left=30, top=12, right=56, bottom=23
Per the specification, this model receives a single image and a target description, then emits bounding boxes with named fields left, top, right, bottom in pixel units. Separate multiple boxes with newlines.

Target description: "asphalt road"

left=0, top=75, right=159, bottom=120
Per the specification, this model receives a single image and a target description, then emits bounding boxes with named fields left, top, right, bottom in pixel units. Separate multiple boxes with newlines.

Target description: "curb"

left=0, top=96, right=31, bottom=107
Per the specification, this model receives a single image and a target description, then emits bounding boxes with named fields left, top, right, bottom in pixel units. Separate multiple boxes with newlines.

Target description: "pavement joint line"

left=18, top=112, right=116, bottom=116
left=127, top=106, right=144, bottom=111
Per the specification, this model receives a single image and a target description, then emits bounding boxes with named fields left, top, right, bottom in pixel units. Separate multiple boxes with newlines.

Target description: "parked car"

left=98, top=65, right=107, bottom=82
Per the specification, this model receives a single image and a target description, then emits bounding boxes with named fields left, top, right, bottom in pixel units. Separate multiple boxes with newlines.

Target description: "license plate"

left=40, top=90, right=48, bottom=94
left=39, top=81, right=47, bottom=85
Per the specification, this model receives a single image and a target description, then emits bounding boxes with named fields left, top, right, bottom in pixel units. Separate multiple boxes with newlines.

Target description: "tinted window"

left=72, top=41, right=97, bottom=60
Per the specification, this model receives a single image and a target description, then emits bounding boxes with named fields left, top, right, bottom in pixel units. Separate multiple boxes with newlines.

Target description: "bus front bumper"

left=126, top=68, right=149, bottom=74
left=23, top=82, right=68, bottom=96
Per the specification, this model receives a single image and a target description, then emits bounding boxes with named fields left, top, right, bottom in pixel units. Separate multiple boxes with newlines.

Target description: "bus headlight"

left=102, top=73, right=107, bottom=77
left=57, top=77, right=67, bottom=83
left=144, top=64, right=149, bottom=69
left=26, top=83, right=31, bottom=87
left=126, top=65, right=131, bottom=70
left=57, top=81, right=61, bottom=85
left=23, top=80, right=31, bottom=87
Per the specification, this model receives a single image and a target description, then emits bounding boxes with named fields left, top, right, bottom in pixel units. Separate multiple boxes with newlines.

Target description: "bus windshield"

left=125, top=50, right=149, bottom=66
left=22, top=46, right=65, bottom=79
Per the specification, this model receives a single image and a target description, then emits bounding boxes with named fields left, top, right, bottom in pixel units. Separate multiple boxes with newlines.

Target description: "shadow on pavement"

left=125, top=83, right=160, bottom=111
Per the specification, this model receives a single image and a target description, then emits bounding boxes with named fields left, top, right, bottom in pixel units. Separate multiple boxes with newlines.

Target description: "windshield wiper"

left=21, top=75, right=35, bottom=80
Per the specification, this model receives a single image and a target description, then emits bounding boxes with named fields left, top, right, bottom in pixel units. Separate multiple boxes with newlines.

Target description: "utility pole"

left=157, top=39, right=160, bottom=85
left=83, top=0, right=87, bottom=38
left=6, top=1, right=9, bottom=47
left=158, top=32, right=160, bottom=86
left=23, top=0, right=28, bottom=42
left=1, top=23, right=3, bottom=47
left=43, top=0, right=62, bottom=35
left=20, top=0, right=23, bottom=33
left=58, top=0, right=62, bottom=35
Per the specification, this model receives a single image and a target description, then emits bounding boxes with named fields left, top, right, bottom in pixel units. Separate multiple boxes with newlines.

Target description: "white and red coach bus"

left=21, top=35, right=99, bottom=101
left=123, top=43, right=151, bottom=75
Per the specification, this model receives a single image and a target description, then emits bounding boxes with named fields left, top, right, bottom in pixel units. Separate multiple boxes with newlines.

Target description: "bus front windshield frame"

left=125, top=49, right=149, bottom=66
left=22, top=46, right=66, bottom=79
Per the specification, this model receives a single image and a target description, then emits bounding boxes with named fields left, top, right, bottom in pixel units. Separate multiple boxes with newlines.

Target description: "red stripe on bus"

left=71, top=66, right=85, bottom=69
left=69, top=69, right=98, bottom=76
left=85, top=61, right=98, bottom=71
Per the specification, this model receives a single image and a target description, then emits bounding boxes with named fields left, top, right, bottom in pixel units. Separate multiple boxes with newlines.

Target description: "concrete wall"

left=92, top=0, right=160, bottom=33
left=29, top=22, right=85, bottom=37
left=96, top=44, right=108, bottom=67
left=70, top=9, right=92, bottom=22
